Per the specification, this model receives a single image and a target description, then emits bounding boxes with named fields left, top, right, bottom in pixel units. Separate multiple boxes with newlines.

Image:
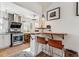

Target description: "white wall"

left=45, top=2, right=79, bottom=52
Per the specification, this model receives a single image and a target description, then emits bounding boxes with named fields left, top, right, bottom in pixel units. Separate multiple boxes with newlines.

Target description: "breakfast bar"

left=29, top=32, right=67, bottom=39
left=28, top=32, right=67, bottom=56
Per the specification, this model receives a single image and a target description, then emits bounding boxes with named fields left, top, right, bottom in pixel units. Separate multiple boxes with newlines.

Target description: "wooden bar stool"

left=37, top=36, right=48, bottom=52
left=48, top=39, right=64, bottom=57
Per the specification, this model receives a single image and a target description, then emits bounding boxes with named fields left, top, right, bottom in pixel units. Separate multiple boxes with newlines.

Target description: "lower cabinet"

left=0, top=34, right=11, bottom=49
left=3, top=34, right=11, bottom=48
left=24, top=34, right=30, bottom=43
left=0, top=35, right=4, bottom=48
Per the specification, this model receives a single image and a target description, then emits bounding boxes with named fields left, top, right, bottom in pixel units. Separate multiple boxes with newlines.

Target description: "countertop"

left=0, top=32, right=67, bottom=35
left=0, top=32, right=10, bottom=35
left=24, top=32, right=67, bottom=35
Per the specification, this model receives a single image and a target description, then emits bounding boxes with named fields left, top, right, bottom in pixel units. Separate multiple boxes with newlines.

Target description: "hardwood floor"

left=0, top=43, right=30, bottom=57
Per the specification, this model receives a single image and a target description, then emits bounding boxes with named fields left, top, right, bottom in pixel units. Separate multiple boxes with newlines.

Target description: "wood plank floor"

left=0, top=43, right=30, bottom=57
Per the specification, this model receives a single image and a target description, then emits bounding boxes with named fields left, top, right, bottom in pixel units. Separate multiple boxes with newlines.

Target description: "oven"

left=10, top=32, right=24, bottom=46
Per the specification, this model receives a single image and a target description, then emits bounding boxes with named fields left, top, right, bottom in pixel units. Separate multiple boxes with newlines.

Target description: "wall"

left=45, top=2, right=79, bottom=52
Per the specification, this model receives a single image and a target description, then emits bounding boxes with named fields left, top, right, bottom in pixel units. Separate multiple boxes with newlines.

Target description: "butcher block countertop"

left=24, top=32, right=67, bottom=35
left=24, top=32, right=67, bottom=39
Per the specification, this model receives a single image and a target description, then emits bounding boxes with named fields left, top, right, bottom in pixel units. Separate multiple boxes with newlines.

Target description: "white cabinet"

left=14, top=14, right=21, bottom=22
left=3, top=34, right=11, bottom=48
left=8, top=13, right=21, bottom=22
left=0, top=35, right=4, bottom=48
left=0, top=34, right=10, bottom=49
left=0, top=17, right=8, bottom=33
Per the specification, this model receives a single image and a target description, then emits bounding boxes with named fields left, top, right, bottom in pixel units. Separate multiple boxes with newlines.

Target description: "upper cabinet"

left=14, top=14, right=21, bottom=22
left=0, top=11, right=8, bottom=19
left=0, top=2, right=39, bottom=22
left=8, top=13, right=21, bottom=22
left=8, top=13, right=14, bottom=22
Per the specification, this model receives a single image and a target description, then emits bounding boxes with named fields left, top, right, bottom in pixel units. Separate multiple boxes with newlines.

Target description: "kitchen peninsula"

left=26, top=32, right=67, bottom=56
left=25, top=32, right=67, bottom=39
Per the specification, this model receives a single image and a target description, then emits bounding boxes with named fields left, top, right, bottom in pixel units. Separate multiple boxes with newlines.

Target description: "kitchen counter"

left=24, top=32, right=67, bottom=39
left=29, top=32, right=67, bottom=56
left=27, top=32, right=68, bottom=40
left=24, top=32, right=67, bottom=35
left=0, top=32, right=10, bottom=35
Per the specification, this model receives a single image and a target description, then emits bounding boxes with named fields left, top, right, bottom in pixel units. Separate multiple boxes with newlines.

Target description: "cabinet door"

left=8, top=13, right=14, bottom=22
left=3, top=34, right=11, bottom=48
left=0, top=17, right=8, bottom=33
left=14, top=14, right=21, bottom=22
left=0, top=35, right=4, bottom=49
left=3, top=20, right=8, bottom=33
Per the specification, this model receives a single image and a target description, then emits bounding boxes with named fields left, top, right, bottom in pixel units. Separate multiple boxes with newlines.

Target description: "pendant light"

left=40, top=6, right=46, bottom=28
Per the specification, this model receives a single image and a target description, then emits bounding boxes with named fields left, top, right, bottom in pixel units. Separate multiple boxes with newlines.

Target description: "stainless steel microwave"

left=10, top=22, right=22, bottom=28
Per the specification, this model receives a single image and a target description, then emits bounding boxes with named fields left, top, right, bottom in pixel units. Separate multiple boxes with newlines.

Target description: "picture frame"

left=76, top=2, right=79, bottom=16
left=47, top=7, right=60, bottom=21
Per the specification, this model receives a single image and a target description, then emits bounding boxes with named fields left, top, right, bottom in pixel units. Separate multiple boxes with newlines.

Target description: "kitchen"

left=0, top=2, right=39, bottom=56
left=0, top=2, right=79, bottom=57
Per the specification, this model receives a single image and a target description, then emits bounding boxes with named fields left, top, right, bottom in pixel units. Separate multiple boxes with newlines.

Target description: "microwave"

left=9, top=22, right=22, bottom=32
left=10, top=22, right=22, bottom=28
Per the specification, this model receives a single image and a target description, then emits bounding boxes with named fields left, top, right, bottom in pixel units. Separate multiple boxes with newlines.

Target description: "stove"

left=10, top=32, right=24, bottom=47
left=8, top=22, right=24, bottom=46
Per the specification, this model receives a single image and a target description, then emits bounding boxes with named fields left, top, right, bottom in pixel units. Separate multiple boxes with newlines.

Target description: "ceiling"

left=37, top=2, right=52, bottom=11
left=37, top=2, right=52, bottom=8
left=14, top=2, right=52, bottom=14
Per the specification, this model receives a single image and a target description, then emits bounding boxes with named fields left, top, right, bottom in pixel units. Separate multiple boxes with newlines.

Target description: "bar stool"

left=48, top=39, right=64, bottom=57
left=37, top=36, right=48, bottom=53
